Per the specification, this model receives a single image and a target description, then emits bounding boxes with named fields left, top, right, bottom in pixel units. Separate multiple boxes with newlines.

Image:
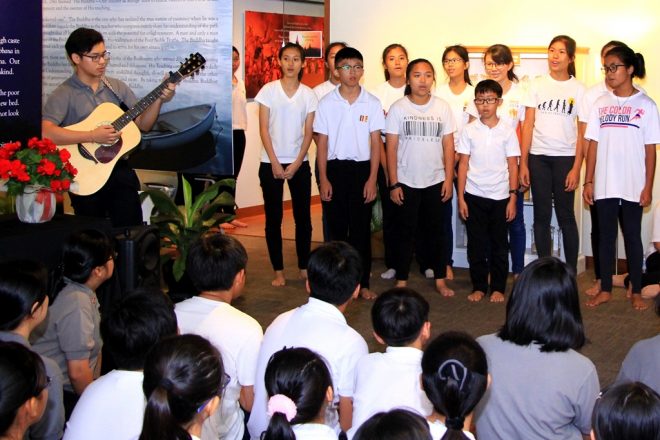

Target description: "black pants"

left=393, top=182, right=448, bottom=281
left=258, top=161, right=312, bottom=271
left=324, top=159, right=374, bottom=289
left=528, top=154, right=579, bottom=271
left=377, top=165, right=397, bottom=269
left=597, top=198, right=643, bottom=293
left=624, top=252, right=660, bottom=289
left=465, top=193, right=509, bottom=294
left=70, top=160, right=142, bottom=227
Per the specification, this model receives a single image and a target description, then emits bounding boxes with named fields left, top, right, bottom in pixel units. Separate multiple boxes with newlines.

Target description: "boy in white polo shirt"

left=314, top=47, right=385, bottom=300
left=457, top=79, right=520, bottom=303
left=348, top=287, right=433, bottom=438
left=247, top=241, right=368, bottom=439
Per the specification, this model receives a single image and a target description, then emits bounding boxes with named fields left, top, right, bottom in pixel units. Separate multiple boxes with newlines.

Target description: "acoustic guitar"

left=62, top=53, right=205, bottom=196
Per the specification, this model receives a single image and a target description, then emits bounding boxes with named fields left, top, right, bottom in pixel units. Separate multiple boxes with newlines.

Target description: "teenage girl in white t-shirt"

left=583, top=45, right=659, bottom=311
left=520, top=35, right=586, bottom=272
left=255, top=43, right=317, bottom=287
left=229, top=46, right=248, bottom=228
left=386, top=59, right=456, bottom=297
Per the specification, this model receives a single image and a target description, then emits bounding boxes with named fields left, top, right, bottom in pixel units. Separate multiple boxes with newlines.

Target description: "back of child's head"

left=0, top=341, right=48, bottom=435
left=61, top=229, right=114, bottom=284
left=353, top=408, right=432, bottom=440
left=592, top=382, right=660, bottom=440
left=101, top=289, right=178, bottom=371
left=262, top=347, right=333, bottom=440
left=334, top=47, right=363, bottom=66
left=371, top=287, right=429, bottom=347
left=0, top=260, right=48, bottom=331
left=421, top=331, right=488, bottom=440
left=186, top=233, right=247, bottom=293
left=139, top=334, right=224, bottom=440
left=307, top=241, right=362, bottom=306
left=475, top=79, right=503, bottom=98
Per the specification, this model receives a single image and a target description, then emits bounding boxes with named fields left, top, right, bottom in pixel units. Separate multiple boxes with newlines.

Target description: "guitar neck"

left=112, top=73, right=182, bottom=130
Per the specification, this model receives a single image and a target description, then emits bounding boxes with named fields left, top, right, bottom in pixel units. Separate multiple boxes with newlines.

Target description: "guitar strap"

left=101, top=77, right=129, bottom=112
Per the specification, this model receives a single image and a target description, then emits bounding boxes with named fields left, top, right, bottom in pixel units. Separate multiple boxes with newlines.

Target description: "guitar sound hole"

left=94, top=138, right=123, bottom=164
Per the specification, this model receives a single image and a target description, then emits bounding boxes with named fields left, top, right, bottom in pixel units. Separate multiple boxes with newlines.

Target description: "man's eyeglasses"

left=337, top=65, right=364, bottom=72
left=601, top=64, right=626, bottom=73
left=81, top=51, right=110, bottom=63
left=474, top=97, right=500, bottom=105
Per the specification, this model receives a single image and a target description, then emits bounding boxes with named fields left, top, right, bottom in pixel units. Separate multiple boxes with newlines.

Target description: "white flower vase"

left=15, top=186, right=56, bottom=223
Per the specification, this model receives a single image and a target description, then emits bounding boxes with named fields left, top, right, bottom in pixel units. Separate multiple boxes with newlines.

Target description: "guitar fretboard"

left=112, top=74, right=182, bottom=131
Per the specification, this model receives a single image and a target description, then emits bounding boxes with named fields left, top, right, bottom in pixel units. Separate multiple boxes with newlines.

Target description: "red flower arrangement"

left=0, top=137, right=77, bottom=196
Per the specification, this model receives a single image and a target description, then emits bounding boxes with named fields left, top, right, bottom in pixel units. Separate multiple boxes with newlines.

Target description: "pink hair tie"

left=267, top=394, right=297, bottom=422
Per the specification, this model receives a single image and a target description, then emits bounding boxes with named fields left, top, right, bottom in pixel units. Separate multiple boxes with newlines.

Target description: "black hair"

left=186, top=233, right=247, bottom=292
left=442, top=45, right=472, bottom=86
left=483, top=44, right=518, bottom=82
left=549, top=35, right=577, bottom=77
left=0, top=341, right=48, bottom=435
left=371, top=287, right=429, bottom=346
left=325, top=41, right=347, bottom=62
left=475, top=79, right=503, bottom=98
left=100, top=289, right=178, bottom=370
left=278, top=42, right=306, bottom=81
left=307, top=241, right=362, bottom=306
left=498, top=257, right=585, bottom=352
left=0, top=260, right=48, bottom=331
left=139, top=334, right=224, bottom=440
left=353, top=409, right=432, bottom=440
left=381, top=43, right=408, bottom=81
left=421, top=332, right=488, bottom=440
left=262, top=348, right=333, bottom=440
left=600, top=40, right=627, bottom=58
left=60, top=229, right=114, bottom=285
left=604, top=45, right=646, bottom=79
left=592, top=382, right=660, bottom=440
left=404, top=58, right=435, bottom=97
left=232, top=46, right=239, bottom=56
left=65, top=27, right=104, bottom=60
left=335, top=47, right=363, bottom=67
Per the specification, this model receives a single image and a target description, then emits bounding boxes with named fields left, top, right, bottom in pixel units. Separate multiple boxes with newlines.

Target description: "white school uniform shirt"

left=457, top=118, right=521, bottom=200
left=254, top=80, right=318, bottom=163
left=348, top=346, right=434, bottom=439
left=385, top=96, right=456, bottom=188
left=466, top=81, right=526, bottom=131
left=313, top=79, right=339, bottom=101
left=372, top=80, right=406, bottom=113
left=585, top=90, right=660, bottom=203
left=232, top=77, right=248, bottom=130
left=435, top=83, right=475, bottom=149
left=247, top=297, right=368, bottom=439
left=314, top=86, right=385, bottom=162
left=175, top=297, right=263, bottom=440
left=292, top=423, right=338, bottom=440
left=63, top=370, right=145, bottom=440
left=524, top=74, right=585, bottom=156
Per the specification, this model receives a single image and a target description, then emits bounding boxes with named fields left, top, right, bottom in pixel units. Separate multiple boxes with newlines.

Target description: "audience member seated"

left=248, top=241, right=368, bottom=438
left=262, top=347, right=336, bottom=440
left=64, top=290, right=178, bottom=440
left=422, top=331, right=489, bottom=440
left=591, top=381, right=660, bottom=440
left=0, top=260, right=64, bottom=440
left=352, top=409, right=432, bottom=440
left=475, top=257, right=600, bottom=439
left=31, top=229, right=114, bottom=417
left=0, top=342, right=50, bottom=440
left=615, top=295, right=660, bottom=394
left=175, top=233, right=263, bottom=440
left=348, top=287, right=433, bottom=438
left=139, top=334, right=226, bottom=440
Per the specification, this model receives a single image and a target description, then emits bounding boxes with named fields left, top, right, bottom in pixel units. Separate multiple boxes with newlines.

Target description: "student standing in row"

left=228, top=46, right=249, bottom=228
left=520, top=35, right=586, bottom=272
left=255, top=42, right=317, bottom=287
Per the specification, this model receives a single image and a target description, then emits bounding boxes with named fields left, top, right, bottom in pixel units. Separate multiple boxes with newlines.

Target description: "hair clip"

left=438, top=359, right=468, bottom=391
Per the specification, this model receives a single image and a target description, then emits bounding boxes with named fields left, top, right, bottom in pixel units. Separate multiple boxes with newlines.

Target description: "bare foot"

left=631, top=294, right=650, bottom=311
left=220, top=222, right=236, bottom=230
left=271, top=271, right=286, bottom=287
left=626, top=285, right=632, bottom=299
left=436, top=279, right=455, bottom=297
left=586, top=291, right=611, bottom=307
left=445, top=265, right=454, bottom=280
left=360, top=288, right=378, bottom=300
left=490, top=291, right=505, bottom=303
left=230, top=219, right=248, bottom=228
left=612, top=274, right=627, bottom=288
left=299, top=269, right=308, bottom=280
left=395, top=280, right=407, bottom=288
left=585, top=279, right=601, bottom=296
left=467, top=291, right=485, bottom=302
left=641, top=283, right=660, bottom=299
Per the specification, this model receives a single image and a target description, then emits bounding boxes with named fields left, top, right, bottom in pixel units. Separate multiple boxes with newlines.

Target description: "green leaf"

left=172, top=253, right=186, bottom=282
left=140, top=190, right=182, bottom=220
left=181, top=176, right=193, bottom=226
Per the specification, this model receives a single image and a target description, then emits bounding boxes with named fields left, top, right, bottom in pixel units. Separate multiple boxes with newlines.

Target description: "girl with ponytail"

left=421, top=331, right=488, bottom=440
left=139, top=334, right=225, bottom=440
left=261, top=347, right=334, bottom=440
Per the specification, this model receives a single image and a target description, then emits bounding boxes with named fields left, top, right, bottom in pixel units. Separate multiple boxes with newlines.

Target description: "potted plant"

left=140, top=175, right=235, bottom=293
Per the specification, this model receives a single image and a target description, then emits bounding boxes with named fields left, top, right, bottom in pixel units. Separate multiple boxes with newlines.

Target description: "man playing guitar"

left=42, top=27, right=176, bottom=226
